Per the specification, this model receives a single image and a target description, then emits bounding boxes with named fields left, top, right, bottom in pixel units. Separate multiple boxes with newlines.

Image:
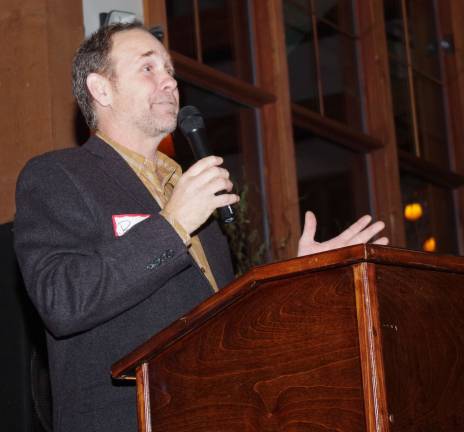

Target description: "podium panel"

left=112, top=245, right=464, bottom=432
left=144, top=267, right=365, bottom=431
left=376, top=265, right=464, bottom=430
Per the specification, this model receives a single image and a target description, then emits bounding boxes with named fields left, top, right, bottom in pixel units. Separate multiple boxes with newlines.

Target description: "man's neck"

left=97, top=124, right=165, bottom=162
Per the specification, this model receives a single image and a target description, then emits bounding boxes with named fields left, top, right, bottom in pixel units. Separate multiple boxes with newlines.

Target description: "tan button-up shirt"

left=97, top=131, right=219, bottom=292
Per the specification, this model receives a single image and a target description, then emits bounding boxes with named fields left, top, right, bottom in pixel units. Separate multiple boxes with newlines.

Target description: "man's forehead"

left=111, top=29, right=169, bottom=61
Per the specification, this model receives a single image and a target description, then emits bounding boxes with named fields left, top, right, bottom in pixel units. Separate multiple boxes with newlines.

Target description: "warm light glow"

left=423, top=236, right=436, bottom=252
left=404, top=202, right=423, bottom=221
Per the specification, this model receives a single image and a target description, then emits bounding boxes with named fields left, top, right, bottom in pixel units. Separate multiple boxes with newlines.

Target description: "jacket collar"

left=82, top=135, right=161, bottom=212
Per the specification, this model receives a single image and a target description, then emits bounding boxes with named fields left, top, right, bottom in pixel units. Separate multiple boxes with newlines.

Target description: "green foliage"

left=218, top=185, right=266, bottom=276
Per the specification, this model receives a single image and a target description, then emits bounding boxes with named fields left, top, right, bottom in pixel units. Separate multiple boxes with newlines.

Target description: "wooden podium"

left=112, top=245, right=464, bottom=431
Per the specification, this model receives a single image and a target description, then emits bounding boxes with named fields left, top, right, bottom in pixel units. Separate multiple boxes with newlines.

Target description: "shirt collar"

left=95, top=130, right=181, bottom=187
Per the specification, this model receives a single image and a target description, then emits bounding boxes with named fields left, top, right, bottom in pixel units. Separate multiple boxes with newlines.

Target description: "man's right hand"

left=164, top=156, right=239, bottom=234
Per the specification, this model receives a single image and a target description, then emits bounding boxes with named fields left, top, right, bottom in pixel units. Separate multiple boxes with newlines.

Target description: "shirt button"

left=200, top=267, right=206, bottom=273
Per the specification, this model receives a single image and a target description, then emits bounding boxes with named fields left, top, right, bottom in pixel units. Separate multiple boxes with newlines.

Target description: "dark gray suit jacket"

left=14, top=135, right=234, bottom=432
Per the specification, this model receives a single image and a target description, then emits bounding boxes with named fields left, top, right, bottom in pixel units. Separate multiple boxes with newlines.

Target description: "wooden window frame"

left=145, top=0, right=464, bottom=256
left=145, top=0, right=301, bottom=260
left=145, top=0, right=407, bottom=254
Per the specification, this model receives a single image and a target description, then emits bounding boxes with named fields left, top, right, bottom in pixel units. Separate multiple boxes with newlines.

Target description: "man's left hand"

left=297, top=211, right=389, bottom=257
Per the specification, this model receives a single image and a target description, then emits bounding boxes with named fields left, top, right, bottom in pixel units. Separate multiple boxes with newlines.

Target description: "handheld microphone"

left=178, top=105, right=235, bottom=224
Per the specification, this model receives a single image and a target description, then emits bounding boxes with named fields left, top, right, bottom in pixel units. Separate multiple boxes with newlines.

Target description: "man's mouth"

left=153, top=101, right=176, bottom=106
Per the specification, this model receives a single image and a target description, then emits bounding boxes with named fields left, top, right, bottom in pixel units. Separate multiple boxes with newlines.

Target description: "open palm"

left=297, top=211, right=389, bottom=257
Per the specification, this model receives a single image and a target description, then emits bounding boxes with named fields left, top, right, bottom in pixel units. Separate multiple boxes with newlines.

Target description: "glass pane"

left=175, top=81, right=267, bottom=271
left=407, top=0, right=441, bottom=79
left=167, top=0, right=197, bottom=59
left=384, top=0, right=407, bottom=62
left=413, top=72, right=450, bottom=168
left=199, top=0, right=253, bottom=81
left=313, top=0, right=355, bottom=35
left=401, top=172, right=458, bottom=254
left=317, top=20, right=362, bottom=129
left=389, top=59, right=415, bottom=153
left=283, top=0, right=320, bottom=112
left=294, top=127, right=370, bottom=242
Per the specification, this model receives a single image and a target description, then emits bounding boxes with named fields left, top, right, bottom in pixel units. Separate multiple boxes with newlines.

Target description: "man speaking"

left=14, top=22, right=387, bottom=432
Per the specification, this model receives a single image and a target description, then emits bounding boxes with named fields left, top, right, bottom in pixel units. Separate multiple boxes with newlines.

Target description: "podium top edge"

left=254, top=244, right=464, bottom=279
left=111, top=244, right=464, bottom=379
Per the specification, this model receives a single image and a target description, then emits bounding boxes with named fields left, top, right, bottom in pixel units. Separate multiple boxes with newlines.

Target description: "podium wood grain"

left=113, top=245, right=464, bottom=431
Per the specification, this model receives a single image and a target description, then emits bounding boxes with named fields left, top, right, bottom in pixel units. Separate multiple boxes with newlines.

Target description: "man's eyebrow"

left=138, top=50, right=155, bottom=59
left=135, top=50, right=175, bottom=71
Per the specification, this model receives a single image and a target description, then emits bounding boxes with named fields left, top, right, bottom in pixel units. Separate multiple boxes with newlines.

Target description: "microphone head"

left=178, top=105, right=205, bottom=136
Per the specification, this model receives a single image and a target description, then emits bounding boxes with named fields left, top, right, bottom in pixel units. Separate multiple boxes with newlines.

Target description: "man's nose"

left=161, top=73, right=177, bottom=92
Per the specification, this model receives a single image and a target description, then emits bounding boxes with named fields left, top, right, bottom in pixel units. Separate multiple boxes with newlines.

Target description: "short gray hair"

left=72, top=22, right=146, bottom=129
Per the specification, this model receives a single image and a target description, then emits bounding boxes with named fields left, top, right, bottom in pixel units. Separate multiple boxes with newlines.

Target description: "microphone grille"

left=178, top=105, right=204, bottom=136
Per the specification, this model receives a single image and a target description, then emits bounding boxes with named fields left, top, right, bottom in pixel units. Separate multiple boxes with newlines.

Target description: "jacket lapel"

left=83, top=135, right=161, bottom=212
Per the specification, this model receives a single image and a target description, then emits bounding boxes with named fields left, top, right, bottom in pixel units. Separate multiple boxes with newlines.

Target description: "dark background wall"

left=0, top=223, right=51, bottom=432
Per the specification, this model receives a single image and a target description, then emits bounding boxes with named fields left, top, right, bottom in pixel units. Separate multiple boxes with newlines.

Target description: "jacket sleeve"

left=14, top=156, right=193, bottom=338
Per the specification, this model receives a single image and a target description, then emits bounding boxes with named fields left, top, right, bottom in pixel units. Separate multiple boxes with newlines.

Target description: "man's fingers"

left=184, top=165, right=231, bottom=193
left=336, top=215, right=372, bottom=243
left=213, top=192, right=240, bottom=208
left=372, top=236, right=389, bottom=246
left=347, top=220, right=386, bottom=245
left=185, top=155, right=223, bottom=177
left=301, top=211, right=317, bottom=243
left=205, top=177, right=234, bottom=195
left=199, top=167, right=230, bottom=188
left=165, top=154, right=238, bottom=234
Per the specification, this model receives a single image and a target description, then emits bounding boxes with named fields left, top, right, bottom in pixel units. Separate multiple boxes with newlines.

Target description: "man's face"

left=106, top=29, right=179, bottom=138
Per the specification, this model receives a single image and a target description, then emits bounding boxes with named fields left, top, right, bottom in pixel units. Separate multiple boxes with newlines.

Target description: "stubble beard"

left=135, top=105, right=178, bottom=139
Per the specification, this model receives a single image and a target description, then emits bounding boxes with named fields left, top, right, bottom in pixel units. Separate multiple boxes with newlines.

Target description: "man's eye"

left=143, top=65, right=152, bottom=72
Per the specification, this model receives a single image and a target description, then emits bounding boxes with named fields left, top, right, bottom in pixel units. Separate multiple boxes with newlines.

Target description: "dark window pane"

left=401, top=172, right=458, bottom=254
left=317, top=20, right=362, bottom=129
left=198, top=0, right=253, bottom=81
left=313, top=0, right=356, bottom=35
left=413, top=72, right=450, bottom=169
left=384, top=0, right=407, bottom=62
left=294, top=127, right=370, bottom=242
left=167, top=0, right=197, bottom=59
left=176, top=82, right=267, bottom=271
left=283, top=0, right=320, bottom=112
left=384, top=0, right=441, bottom=79
left=407, top=0, right=441, bottom=80
left=389, top=59, right=415, bottom=153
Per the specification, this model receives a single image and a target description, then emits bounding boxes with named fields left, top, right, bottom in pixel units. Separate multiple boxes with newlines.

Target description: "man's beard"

left=134, top=106, right=178, bottom=138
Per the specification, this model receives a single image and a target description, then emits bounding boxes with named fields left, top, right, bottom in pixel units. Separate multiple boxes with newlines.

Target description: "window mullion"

left=193, top=0, right=203, bottom=63
left=309, top=0, right=324, bottom=116
left=400, top=0, right=422, bottom=157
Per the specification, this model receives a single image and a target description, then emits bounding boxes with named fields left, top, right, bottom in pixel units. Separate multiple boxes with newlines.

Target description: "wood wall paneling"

left=0, top=0, right=83, bottom=224
left=47, top=0, right=84, bottom=151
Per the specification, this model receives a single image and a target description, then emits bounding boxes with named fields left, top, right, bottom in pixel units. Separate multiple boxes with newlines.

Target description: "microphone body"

left=178, top=106, right=235, bottom=224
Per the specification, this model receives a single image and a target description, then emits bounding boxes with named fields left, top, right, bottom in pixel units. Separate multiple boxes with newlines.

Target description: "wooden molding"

left=292, top=104, right=384, bottom=153
left=251, top=0, right=301, bottom=260
left=356, top=1, right=406, bottom=246
left=446, top=0, right=464, bottom=252
left=398, top=150, right=464, bottom=188
left=143, top=0, right=169, bottom=49
left=171, top=51, right=275, bottom=107
left=354, top=262, right=390, bottom=431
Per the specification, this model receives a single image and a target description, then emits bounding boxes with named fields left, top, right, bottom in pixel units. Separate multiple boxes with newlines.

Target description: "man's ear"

left=86, top=73, right=112, bottom=107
